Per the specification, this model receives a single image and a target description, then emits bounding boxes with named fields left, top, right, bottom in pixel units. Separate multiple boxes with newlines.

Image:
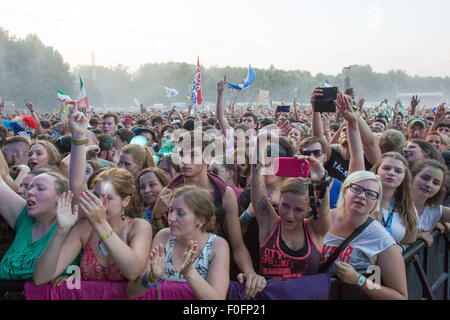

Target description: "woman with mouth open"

left=402, top=139, right=445, bottom=168
left=0, top=166, right=69, bottom=280
left=411, top=159, right=450, bottom=247
left=33, top=111, right=152, bottom=286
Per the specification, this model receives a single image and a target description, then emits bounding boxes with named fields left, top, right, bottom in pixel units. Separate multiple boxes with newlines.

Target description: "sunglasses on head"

left=301, top=149, right=324, bottom=157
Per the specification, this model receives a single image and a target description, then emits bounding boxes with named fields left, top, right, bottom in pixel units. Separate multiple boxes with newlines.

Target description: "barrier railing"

left=330, top=229, right=449, bottom=300
left=0, top=230, right=448, bottom=300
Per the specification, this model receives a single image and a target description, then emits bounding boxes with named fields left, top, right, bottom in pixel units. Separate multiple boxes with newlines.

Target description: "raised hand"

left=152, top=188, right=171, bottom=219
left=334, top=92, right=357, bottom=125
left=68, top=111, right=89, bottom=139
left=217, top=76, right=227, bottom=94
left=357, top=98, right=365, bottom=110
left=435, top=103, right=446, bottom=123
left=56, top=191, right=79, bottom=231
left=149, top=244, right=166, bottom=281
left=25, top=100, right=35, bottom=112
left=79, top=191, right=108, bottom=228
left=293, top=154, right=325, bottom=182
left=180, top=240, right=198, bottom=276
left=411, top=95, right=420, bottom=108
left=310, top=88, right=323, bottom=112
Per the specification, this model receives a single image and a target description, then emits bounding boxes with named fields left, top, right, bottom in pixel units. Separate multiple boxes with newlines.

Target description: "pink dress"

left=80, top=220, right=132, bottom=282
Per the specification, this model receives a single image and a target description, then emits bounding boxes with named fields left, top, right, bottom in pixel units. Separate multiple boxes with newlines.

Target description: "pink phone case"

left=274, top=157, right=310, bottom=178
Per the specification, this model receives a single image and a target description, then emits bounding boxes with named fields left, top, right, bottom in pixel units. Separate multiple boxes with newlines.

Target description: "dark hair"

left=158, top=154, right=180, bottom=172
left=260, top=118, right=274, bottom=127
left=53, top=135, right=72, bottom=154
left=114, top=128, right=134, bottom=144
left=137, top=119, right=147, bottom=126
left=298, top=136, right=327, bottom=153
left=137, top=167, right=170, bottom=189
left=89, top=117, right=99, bottom=126
left=409, top=139, right=445, bottom=165
left=102, top=113, right=119, bottom=124
left=411, top=159, right=449, bottom=207
left=151, top=116, right=164, bottom=126
left=40, top=120, right=51, bottom=129
left=36, top=134, right=54, bottom=143
left=242, top=112, right=257, bottom=125
left=160, top=125, right=174, bottom=137
left=98, top=134, right=114, bottom=152
left=435, top=122, right=450, bottom=130
left=183, top=119, right=195, bottom=131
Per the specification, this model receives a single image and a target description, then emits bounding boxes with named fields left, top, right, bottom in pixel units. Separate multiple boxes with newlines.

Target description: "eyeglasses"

left=301, top=149, right=324, bottom=157
left=349, top=183, right=380, bottom=200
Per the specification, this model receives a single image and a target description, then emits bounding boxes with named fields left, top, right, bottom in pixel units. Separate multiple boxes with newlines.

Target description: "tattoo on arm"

left=257, top=198, right=271, bottom=217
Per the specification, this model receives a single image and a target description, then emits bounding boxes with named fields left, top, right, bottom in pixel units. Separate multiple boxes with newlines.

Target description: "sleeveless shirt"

left=260, top=218, right=322, bottom=281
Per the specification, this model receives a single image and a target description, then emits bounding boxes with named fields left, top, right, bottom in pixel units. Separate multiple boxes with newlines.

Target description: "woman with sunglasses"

left=321, top=93, right=408, bottom=300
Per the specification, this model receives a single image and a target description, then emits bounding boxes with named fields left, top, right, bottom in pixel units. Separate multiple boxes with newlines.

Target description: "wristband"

left=242, top=210, right=253, bottom=222
left=72, top=138, right=87, bottom=146
left=152, top=216, right=163, bottom=223
left=100, top=230, right=114, bottom=242
left=141, top=270, right=160, bottom=289
left=356, top=274, right=367, bottom=288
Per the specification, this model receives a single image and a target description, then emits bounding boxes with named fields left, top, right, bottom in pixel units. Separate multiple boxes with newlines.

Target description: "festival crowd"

left=0, top=81, right=449, bottom=300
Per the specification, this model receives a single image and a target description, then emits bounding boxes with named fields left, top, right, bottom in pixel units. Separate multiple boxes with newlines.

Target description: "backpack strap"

left=319, top=217, right=374, bottom=273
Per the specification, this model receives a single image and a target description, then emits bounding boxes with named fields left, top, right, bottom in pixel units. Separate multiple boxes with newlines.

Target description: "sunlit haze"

left=1, top=0, right=449, bottom=77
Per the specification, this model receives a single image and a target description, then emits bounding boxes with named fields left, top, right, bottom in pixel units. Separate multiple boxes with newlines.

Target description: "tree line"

left=1, top=28, right=449, bottom=111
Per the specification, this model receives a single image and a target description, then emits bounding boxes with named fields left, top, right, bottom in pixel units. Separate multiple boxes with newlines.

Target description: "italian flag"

left=76, top=77, right=88, bottom=108
left=57, top=90, right=75, bottom=104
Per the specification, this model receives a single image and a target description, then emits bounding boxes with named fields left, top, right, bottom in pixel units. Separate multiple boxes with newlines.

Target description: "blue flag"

left=227, top=65, right=256, bottom=90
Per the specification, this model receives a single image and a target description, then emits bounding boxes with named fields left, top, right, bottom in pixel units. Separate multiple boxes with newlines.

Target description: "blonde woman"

left=370, top=152, right=417, bottom=246
left=322, top=171, right=408, bottom=300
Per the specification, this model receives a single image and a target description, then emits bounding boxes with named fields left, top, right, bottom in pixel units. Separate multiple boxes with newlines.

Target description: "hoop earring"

left=121, top=211, right=126, bottom=221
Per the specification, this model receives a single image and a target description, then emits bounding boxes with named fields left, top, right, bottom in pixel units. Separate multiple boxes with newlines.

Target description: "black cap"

left=134, top=126, right=156, bottom=141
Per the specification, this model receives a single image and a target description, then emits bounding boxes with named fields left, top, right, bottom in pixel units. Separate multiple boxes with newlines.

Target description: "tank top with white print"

left=322, top=218, right=396, bottom=275
left=417, top=205, right=442, bottom=232
left=162, top=233, right=216, bottom=282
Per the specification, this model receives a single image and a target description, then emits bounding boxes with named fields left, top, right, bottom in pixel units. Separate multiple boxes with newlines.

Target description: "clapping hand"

left=180, top=240, right=198, bottom=276
left=56, top=191, right=79, bottom=232
left=149, top=244, right=166, bottom=281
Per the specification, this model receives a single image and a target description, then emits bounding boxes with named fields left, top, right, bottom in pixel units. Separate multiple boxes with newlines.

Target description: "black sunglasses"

left=301, top=149, right=324, bottom=157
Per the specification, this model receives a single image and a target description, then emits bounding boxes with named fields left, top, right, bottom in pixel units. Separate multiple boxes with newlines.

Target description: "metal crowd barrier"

left=0, top=230, right=448, bottom=300
left=330, top=229, right=449, bottom=300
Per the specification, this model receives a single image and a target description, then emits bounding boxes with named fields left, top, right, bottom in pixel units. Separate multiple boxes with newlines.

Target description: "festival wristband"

left=100, top=230, right=115, bottom=242
left=141, top=270, right=160, bottom=289
left=242, top=210, right=254, bottom=222
left=356, top=274, right=367, bottom=288
left=72, top=138, right=87, bottom=146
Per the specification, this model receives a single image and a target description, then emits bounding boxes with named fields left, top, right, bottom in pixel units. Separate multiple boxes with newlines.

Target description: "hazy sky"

left=1, top=0, right=449, bottom=77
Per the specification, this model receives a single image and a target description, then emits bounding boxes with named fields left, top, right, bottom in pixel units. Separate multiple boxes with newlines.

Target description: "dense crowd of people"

left=0, top=82, right=449, bottom=300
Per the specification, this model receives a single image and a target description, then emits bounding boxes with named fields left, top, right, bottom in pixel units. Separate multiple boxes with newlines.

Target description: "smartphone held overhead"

left=314, top=87, right=338, bottom=113
left=274, top=157, right=310, bottom=178
left=276, top=105, right=290, bottom=113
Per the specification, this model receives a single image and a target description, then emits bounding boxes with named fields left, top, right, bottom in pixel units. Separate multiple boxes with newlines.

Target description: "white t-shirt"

left=381, top=208, right=407, bottom=243
left=322, top=219, right=396, bottom=274
left=417, top=205, right=442, bottom=232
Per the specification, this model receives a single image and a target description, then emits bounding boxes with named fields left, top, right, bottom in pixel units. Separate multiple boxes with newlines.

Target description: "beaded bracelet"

left=72, top=138, right=87, bottom=146
left=100, top=230, right=115, bottom=242
left=141, top=270, right=160, bottom=289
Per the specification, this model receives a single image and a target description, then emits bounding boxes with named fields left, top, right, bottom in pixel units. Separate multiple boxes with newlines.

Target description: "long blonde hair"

left=370, top=152, right=417, bottom=234
left=336, top=171, right=382, bottom=218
